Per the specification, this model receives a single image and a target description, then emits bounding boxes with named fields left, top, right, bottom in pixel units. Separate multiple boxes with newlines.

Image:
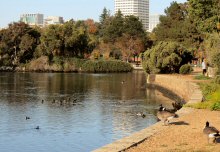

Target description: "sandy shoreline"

left=126, top=108, right=220, bottom=152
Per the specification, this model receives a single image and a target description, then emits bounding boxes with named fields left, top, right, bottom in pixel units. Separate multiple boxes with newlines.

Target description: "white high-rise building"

left=114, top=0, right=149, bottom=30
left=20, top=13, right=44, bottom=27
left=44, top=16, right=64, bottom=26
left=149, top=14, right=160, bottom=32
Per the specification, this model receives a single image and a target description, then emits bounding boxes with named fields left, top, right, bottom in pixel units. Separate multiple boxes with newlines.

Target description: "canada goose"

left=172, top=102, right=182, bottom=111
left=159, top=104, right=176, bottom=113
left=157, top=105, right=178, bottom=125
left=203, top=121, right=220, bottom=143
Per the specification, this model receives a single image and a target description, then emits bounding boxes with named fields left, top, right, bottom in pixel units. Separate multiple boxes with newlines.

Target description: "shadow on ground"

left=170, top=121, right=189, bottom=125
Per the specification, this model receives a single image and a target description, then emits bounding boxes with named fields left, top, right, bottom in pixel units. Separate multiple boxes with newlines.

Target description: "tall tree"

left=102, top=10, right=124, bottom=43
left=188, top=0, right=219, bottom=33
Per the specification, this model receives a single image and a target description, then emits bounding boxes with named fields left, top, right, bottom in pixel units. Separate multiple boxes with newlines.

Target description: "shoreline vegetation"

left=0, top=56, right=133, bottom=73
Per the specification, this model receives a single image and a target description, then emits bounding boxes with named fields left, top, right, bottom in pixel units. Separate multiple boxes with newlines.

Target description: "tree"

left=98, top=7, right=111, bottom=38
left=203, top=33, right=220, bottom=73
left=0, top=22, right=40, bottom=65
left=188, top=0, right=219, bottom=33
left=102, top=10, right=124, bottom=43
left=142, top=41, right=193, bottom=74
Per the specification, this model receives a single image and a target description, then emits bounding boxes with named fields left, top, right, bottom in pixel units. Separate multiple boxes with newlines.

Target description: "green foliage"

left=153, top=2, right=201, bottom=48
left=0, top=22, right=40, bottom=65
left=81, top=60, right=133, bottom=73
left=142, top=41, right=193, bottom=74
left=188, top=0, right=219, bottom=33
left=179, top=64, right=193, bottom=74
left=185, top=82, right=220, bottom=110
left=203, top=33, right=220, bottom=74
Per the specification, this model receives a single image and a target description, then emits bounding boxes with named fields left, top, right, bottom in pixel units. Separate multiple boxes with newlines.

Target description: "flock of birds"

left=26, top=97, right=79, bottom=130
left=28, top=97, right=220, bottom=144
left=154, top=103, right=220, bottom=144
left=41, top=97, right=79, bottom=106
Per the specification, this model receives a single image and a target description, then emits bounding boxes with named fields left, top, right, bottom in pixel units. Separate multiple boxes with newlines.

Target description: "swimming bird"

left=26, top=116, right=30, bottom=120
left=136, top=112, right=146, bottom=118
left=52, top=99, right=56, bottom=103
left=35, top=126, right=40, bottom=130
left=203, top=121, right=220, bottom=143
left=157, top=105, right=178, bottom=125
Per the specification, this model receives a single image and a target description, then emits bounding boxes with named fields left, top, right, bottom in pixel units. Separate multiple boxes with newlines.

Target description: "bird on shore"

left=203, top=121, right=220, bottom=143
left=41, top=100, right=44, bottom=104
left=172, top=102, right=182, bottom=111
left=157, top=104, right=179, bottom=125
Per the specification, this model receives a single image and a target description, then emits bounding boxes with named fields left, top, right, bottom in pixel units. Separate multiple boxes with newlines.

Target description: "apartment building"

left=149, top=14, right=160, bottom=32
left=114, top=0, right=149, bottom=30
left=20, top=13, right=44, bottom=27
left=44, top=16, right=64, bottom=26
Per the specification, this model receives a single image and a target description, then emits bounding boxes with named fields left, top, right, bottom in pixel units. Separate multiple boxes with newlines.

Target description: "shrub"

left=81, top=60, right=133, bottom=73
left=179, top=64, right=193, bottom=74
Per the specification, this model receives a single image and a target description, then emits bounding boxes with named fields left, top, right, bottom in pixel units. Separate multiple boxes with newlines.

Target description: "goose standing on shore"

left=203, top=121, right=220, bottom=143
left=157, top=105, right=178, bottom=125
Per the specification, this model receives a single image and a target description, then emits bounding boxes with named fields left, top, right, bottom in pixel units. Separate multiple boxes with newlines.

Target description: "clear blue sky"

left=0, top=0, right=187, bottom=28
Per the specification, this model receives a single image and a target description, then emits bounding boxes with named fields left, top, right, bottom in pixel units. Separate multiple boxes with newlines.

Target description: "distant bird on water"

left=157, top=104, right=178, bottom=125
left=203, top=121, right=220, bottom=143
left=35, top=126, right=40, bottom=130
left=136, top=112, right=146, bottom=118
left=26, top=116, right=30, bottom=120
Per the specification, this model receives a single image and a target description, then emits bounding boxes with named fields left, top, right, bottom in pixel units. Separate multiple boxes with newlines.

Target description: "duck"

left=157, top=105, right=178, bottom=125
left=121, top=80, right=125, bottom=84
left=52, top=99, right=56, bottom=103
left=35, top=126, right=40, bottom=130
left=136, top=112, right=146, bottom=118
left=203, top=121, right=220, bottom=143
left=26, top=116, right=30, bottom=120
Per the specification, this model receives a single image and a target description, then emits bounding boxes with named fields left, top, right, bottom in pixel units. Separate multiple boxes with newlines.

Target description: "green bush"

left=81, top=60, right=133, bottom=73
left=179, top=64, right=193, bottom=74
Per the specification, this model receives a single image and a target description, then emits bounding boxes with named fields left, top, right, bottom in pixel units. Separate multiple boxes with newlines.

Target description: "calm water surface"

left=0, top=71, right=173, bottom=152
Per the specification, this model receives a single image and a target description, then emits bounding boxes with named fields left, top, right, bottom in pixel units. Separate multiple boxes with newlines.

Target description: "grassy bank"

left=185, top=80, right=220, bottom=110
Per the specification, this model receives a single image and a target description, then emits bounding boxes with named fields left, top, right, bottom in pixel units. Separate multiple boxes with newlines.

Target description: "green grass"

left=185, top=82, right=220, bottom=110
left=194, top=74, right=211, bottom=80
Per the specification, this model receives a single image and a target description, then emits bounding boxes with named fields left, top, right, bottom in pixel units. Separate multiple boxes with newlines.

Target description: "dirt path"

left=126, top=109, right=220, bottom=152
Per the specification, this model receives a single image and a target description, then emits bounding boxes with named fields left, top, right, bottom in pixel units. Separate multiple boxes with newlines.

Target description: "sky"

left=0, top=0, right=187, bottom=28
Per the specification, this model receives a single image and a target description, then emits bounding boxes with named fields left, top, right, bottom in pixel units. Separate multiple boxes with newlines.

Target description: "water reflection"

left=0, top=71, right=173, bottom=152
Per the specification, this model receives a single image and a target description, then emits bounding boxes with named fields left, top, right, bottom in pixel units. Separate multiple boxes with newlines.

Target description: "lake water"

left=0, top=71, right=173, bottom=152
